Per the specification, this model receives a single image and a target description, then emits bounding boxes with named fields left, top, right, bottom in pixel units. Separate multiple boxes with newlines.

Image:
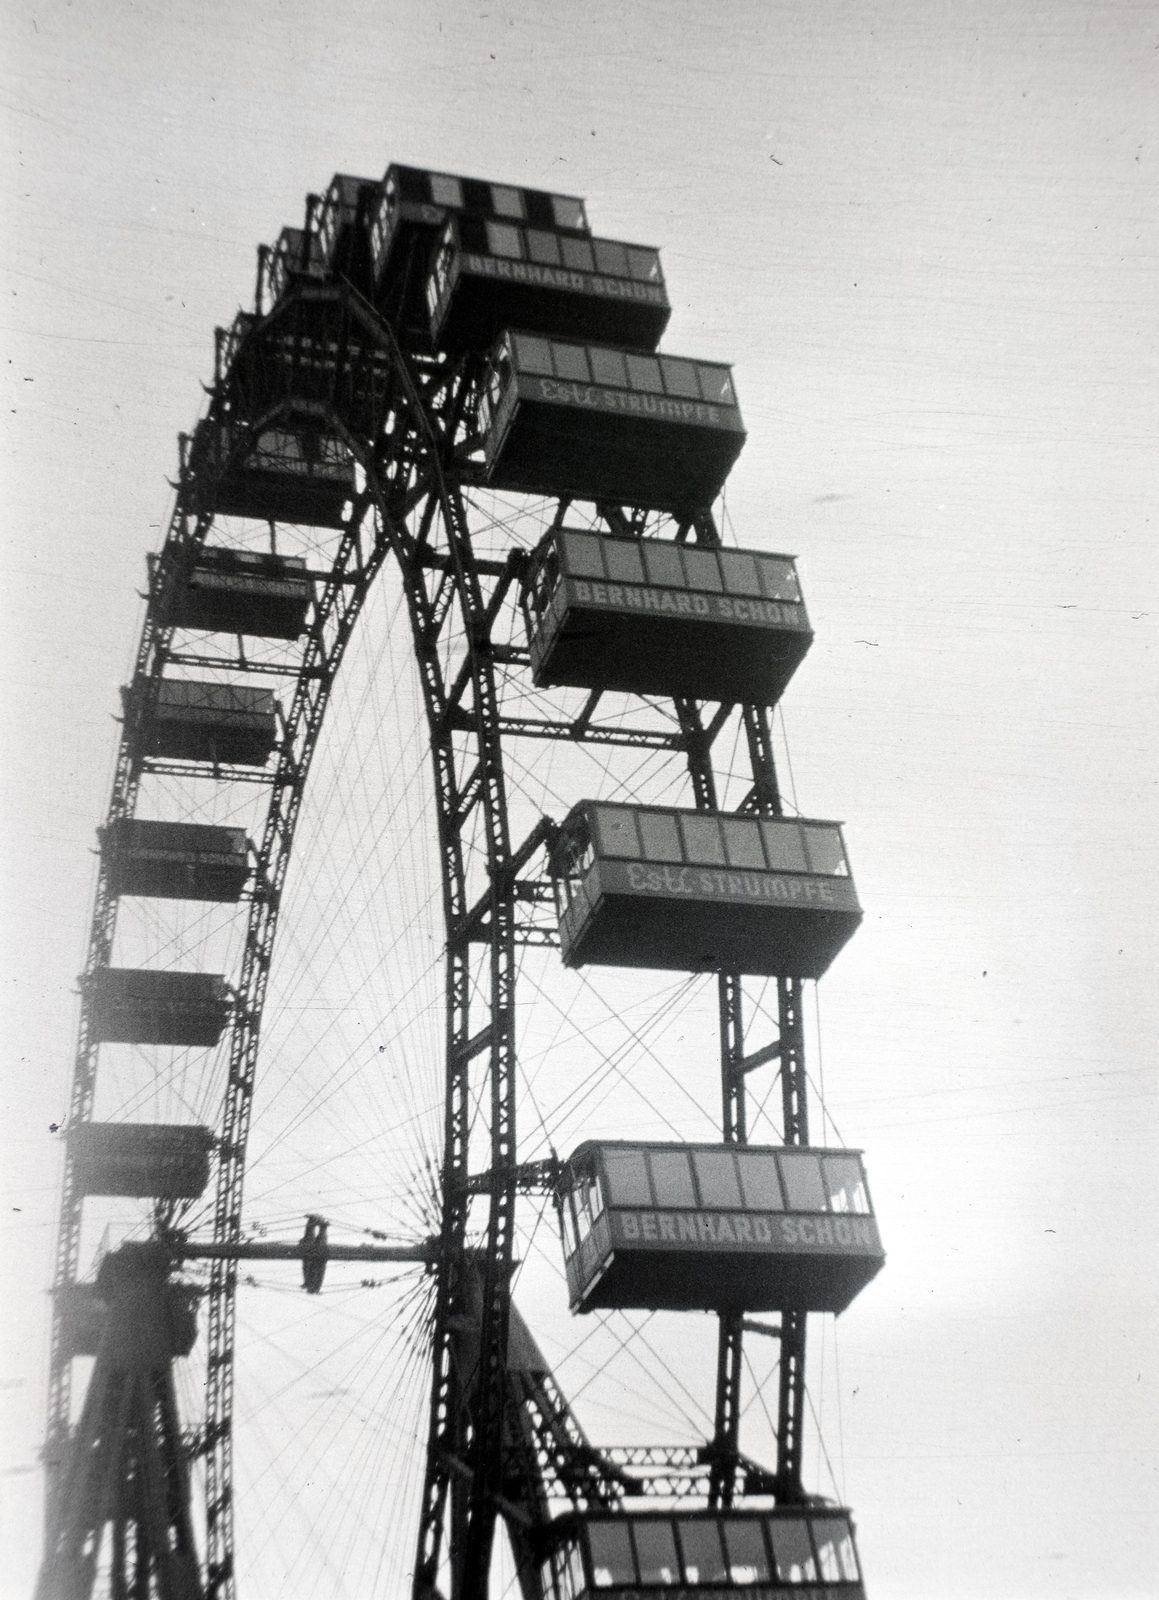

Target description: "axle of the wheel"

left=175, top=1240, right=438, bottom=1264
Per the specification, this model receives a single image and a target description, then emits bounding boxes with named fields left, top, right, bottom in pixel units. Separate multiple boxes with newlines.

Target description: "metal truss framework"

left=43, top=216, right=823, bottom=1600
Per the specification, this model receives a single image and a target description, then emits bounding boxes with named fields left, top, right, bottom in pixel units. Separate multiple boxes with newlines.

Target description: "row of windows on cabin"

left=263, top=229, right=326, bottom=310
left=524, top=543, right=565, bottom=616
left=220, top=313, right=257, bottom=376
left=505, top=332, right=736, bottom=406
left=318, top=209, right=343, bottom=264
left=454, top=217, right=664, bottom=284
left=374, top=174, right=589, bottom=277
left=576, top=807, right=849, bottom=879
left=555, top=531, right=800, bottom=603
left=426, top=242, right=458, bottom=316
left=390, top=168, right=589, bottom=233
left=551, top=1515, right=860, bottom=1591
left=543, top=1541, right=589, bottom=1600
left=324, top=174, right=366, bottom=213
left=211, top=425, right=354, bottom=478
left=191, top=547, right=308, bottom=575
left=563, top=1147, right=870, bottom=1252
left=607, top=1147, right=869, bottom=1216
left=318, top=178, right=366, bottom=259
left=107, top=820, right=248, bottom=856
left=151, top=681, right=275, bottom=717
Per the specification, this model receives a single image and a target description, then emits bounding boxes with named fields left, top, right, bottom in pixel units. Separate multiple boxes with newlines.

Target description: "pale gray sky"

left=2, top=3, right=1157, bottom=1597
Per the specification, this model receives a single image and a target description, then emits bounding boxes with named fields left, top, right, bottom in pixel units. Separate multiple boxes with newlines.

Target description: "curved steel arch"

left=186, top=282, right=528, bottom=1595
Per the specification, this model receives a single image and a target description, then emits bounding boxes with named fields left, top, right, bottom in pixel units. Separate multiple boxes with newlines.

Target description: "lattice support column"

left=773, top=973, right=809, bottom=1501
left=773, top=1310, right=808, bottom=1503
left=707, top=1311, right=745, bottom=1510
left=778, top=977, right=808, bottom=1148
left=719, top=974, right=746, bottom=1146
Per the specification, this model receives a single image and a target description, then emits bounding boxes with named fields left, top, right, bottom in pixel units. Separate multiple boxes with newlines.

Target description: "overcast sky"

left=1, top=3, right=1156, bottom=1598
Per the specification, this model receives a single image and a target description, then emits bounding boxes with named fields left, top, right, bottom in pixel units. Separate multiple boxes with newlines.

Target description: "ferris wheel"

left=36, top=162, right=883, bottom=1600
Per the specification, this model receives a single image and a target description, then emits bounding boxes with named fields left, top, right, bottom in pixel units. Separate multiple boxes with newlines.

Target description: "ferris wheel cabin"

left=68, top=1122, right=214, bottom=1200
left=157, top=545, right=313, bottom=640
left=477, top=332, right=745, bottom=511
left=425, top=213, right=669, bottom=353
left=369, top=162, right=589, bottom=324
left=315, top=173, right=380, bottom=288
left=262, top=224, right=326, bottom=309
left=551, top=802, right=861, bottom=978
left=129, top=680, right=279, bottom=768
left=541, top=1509, right=865, bottom=1599
left=87, top=969, right=231, bottom=1048
left=557, top=1140, right=883, bottom=1316
left=524, top=529, right=812, bottom=703
left=187, top=417, right=356, bottom=530
left=56, top=1260, right=201, bottom=1361
left=101, top=819, right=251, bottom=903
